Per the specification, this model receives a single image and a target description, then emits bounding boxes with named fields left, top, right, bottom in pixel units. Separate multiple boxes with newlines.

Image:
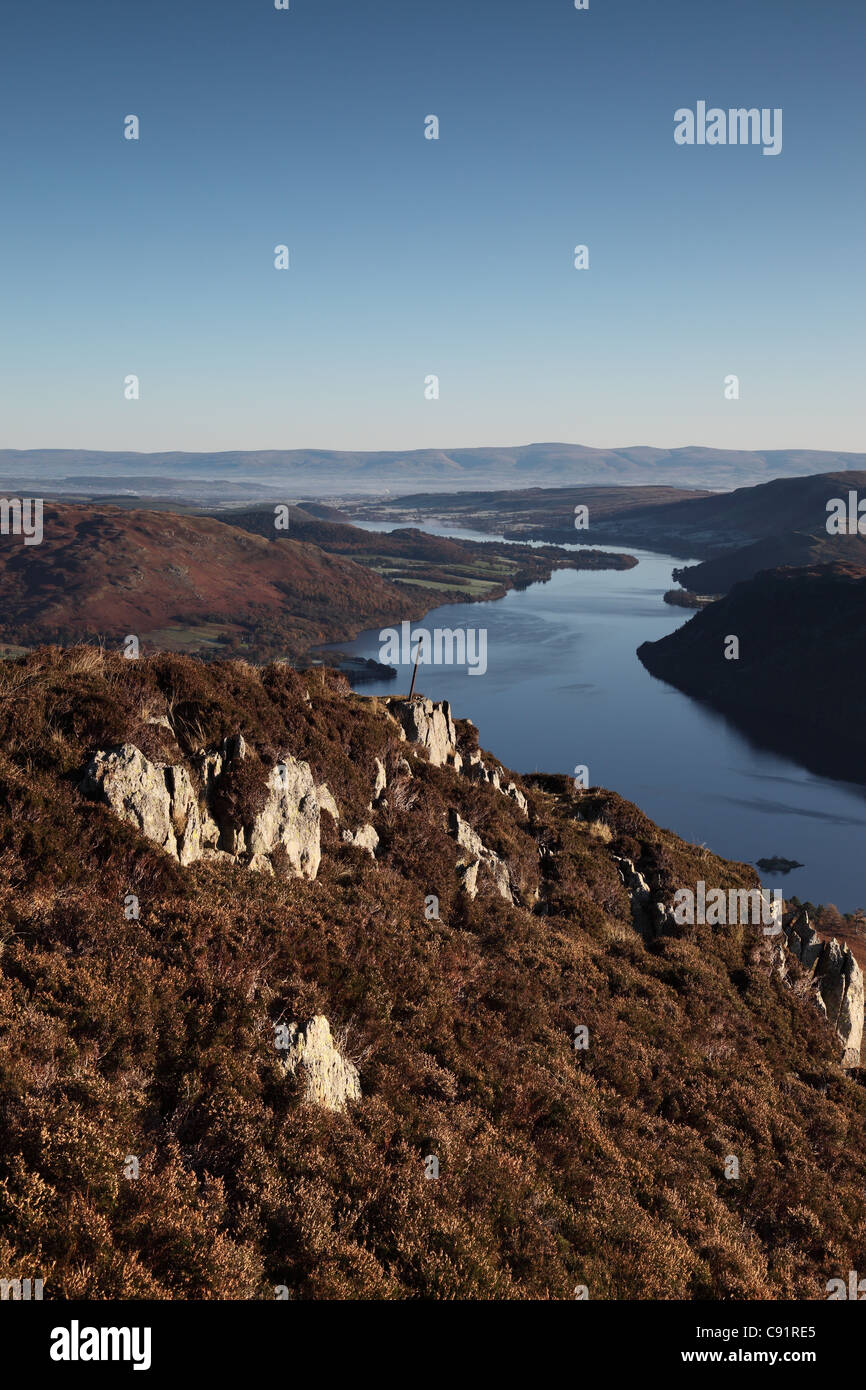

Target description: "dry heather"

left=0, top=648, right=864, bottom=1299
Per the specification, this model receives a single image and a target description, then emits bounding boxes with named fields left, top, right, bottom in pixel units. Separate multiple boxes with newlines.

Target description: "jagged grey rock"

left=372, top=758, right=387, bottom=802
left=317, top=784, right=340, bottom=822
left=613, top=854, right=672, bottom=939
left=467, top=752, right=527, bottom=814
left=248, top=756, right=321, bottom=878
left=448, top=809, right=514, bottom=903
left=81, top=737, right=322, bottom=879
left=451, top=811, right=486, bottom=861
left=282, top=1016, right=361, bottom=1111
left=783, top=908, right=864, bottom=1066
left=784, top=908, right=823, bottom=971
left=458, top=860, right=481, bottom=897
left=387, top=697, right=457, bottom=767
left=80, top=744, right=181, bottom=858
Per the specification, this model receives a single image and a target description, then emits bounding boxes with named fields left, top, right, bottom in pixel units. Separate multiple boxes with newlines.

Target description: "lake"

left=320, top=520, right=866, bottom=912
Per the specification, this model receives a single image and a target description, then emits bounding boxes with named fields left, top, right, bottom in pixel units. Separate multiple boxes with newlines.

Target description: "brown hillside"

left=0, top=503, right=636, bottom=663
left=0, top=648, right=865, bottom=1299
left=0, top=504, right=423, bottom=659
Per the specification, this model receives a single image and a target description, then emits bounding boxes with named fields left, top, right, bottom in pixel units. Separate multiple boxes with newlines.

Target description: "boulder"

left=342, top=824, right=379, bottom=856
left=248, top=756, right=321, bottom=879
left=282, top=1016, right=361, bottom=1112
left=80, top=745, right=182, bottom=859
left=505, top=781, right=528, bottom=815
left=317, top=784, right=340, bottom=822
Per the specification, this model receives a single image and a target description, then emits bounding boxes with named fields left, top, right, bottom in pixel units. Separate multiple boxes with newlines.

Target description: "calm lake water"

left=320, top=520, right=866, bottom=912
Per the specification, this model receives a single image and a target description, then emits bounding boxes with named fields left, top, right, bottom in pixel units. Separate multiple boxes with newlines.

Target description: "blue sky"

left=0, top=0, right=863, bottom=452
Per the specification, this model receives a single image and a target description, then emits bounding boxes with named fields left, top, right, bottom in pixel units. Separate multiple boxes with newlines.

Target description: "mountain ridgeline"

left=3, top=443, right=866, bottom=495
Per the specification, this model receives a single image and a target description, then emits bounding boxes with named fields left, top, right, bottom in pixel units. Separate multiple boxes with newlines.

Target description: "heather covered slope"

left=638, top=562, right=866, bottom=781
left=1, top=649, right=865, bottom=1299
left=0, top=503, right=423, bottom=660
left=203, top=504, right=637, bottom=593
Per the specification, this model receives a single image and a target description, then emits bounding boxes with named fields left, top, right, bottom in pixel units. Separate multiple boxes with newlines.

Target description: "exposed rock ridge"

left=781, top=907, right=864, bottom=1067
left=386, top=696, right=529, bottom=816
left=80, top=737, right=327, bottom=879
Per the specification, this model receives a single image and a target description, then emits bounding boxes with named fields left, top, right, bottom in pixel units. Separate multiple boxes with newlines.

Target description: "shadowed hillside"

left=638, top=562, right=866, bottom=782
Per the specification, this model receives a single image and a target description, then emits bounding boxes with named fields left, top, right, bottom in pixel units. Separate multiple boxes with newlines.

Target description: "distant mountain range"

left=2, top=443, right=866, bottom=496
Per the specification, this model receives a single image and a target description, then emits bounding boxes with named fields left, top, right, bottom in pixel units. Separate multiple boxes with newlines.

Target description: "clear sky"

left=0, top=0, right=863, bottom=453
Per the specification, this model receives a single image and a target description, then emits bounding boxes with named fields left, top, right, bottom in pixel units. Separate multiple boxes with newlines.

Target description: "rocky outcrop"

left=342, top=824, right=379, bottom=856
left=81, top=738, right=326, bottom=879
left=782, top=908, right=864, bottom=1067
left=250, top=755, right=322, bottom=879
left=387, top=697, right=457, bottom=767
left=467, top=753, right=528, bottom=815
left=467, top=751, right=500, bottom=788
left=79, top=744, right=204, bottom=867
left=613, top=855, right=672, bottom=938
left=448, top=809, right=514, bottom=903
left=385, top=699, right=532, bottom=830
left=281, top=1016, right=361, bottom=1111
